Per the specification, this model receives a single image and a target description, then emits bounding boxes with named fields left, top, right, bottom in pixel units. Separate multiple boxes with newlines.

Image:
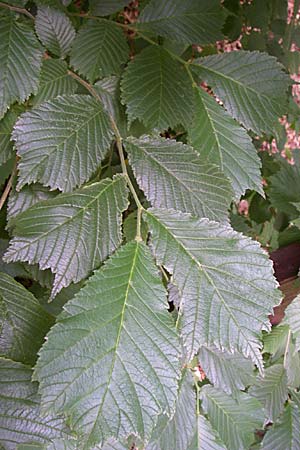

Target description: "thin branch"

left=0, top=1, right=34, bottom=20
left=67, top=69, right=144, bottom=241
left=0, top=160, right=17, bottom=211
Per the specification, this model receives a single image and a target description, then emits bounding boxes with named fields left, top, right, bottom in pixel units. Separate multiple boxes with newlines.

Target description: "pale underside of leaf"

left=121, top=46, right=195, bottom=130
left=34, top=241, right=180, bottom=447
left=70, top=19, right=129, bottom=83
left=35, top=6, right=75, bottom=57
left=0, top=17, right=43, bottom=119
left=125, top=135, right=232, bottom=222
left=198, top=345, right=254, bottom=395
left=188, top=415, right=227, bottom=450
left=188, top=87, right=263, bottom=198
left=193, top=51, right=290, bottom=135
left=147, top=371, right=196, bottom=450
left=0, top=358, right=69, bottom=450
left=136, top=0, right=224, bottom=45
left=144, top=208, right=281, bottom=370
left=13, top=94, right=114, bottom=192
left=4, top=176, right=128, bottom=297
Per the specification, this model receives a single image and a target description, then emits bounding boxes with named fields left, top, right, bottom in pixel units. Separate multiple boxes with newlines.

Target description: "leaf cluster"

left=0, top=1, right=299, bottom=449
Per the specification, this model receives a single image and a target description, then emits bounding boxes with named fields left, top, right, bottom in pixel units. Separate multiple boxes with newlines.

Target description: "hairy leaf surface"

left=0, top=17, right=43, bottom=118
left=144, top=208, right=281, bottom=368
left=188, top=87, right=263, bottom=198
left=200, top=385, right=264, bottom=450
left=261, top=402, right=300, bottom=449
left=268, top=151, right=300, bottom=218
left=285, top=295, right=300, bottom=352
left=0, top=273, right=54, bottom=365
left=33, top=60, right=77, bottom=106
left=0, top=358, right=69, bottom=450
left=0, top=109, right=18, bottom=166
left=193, top=51, right=290, bottom=134
left=35, top=6, right=75, bottom=57
left=263, top=325, right=289, bottom=358
left=125, top=135, right=232, bottom=221
left=121, top=46, right=194, bottom=130
left=250, top=364, right=288, bottom=423
left=137, top=0, right=224, bottom=45
left=4, top=176, right=128, bottom=297
left=147, top=371, right=196, bottom=450
left=70, top=20, right=129, bottom=83
left=198, top=345, right=254, bottom=395
left=34, top=241, right=180, bottom=447
left=13, top=95, right=114, bottom=192
left=8, top=184, right=57, bottom=221
left=187, top=415, right=226, bottom=450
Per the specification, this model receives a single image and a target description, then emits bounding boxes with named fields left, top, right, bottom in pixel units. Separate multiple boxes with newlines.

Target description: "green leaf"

left=121, top=46, right=195, bottom=130
left=35, top=6, right=75, bottom=57
left=144, top=208, right=281, bottom=369
left=125, top=135, right=232, bottom=221
left=70, top=20, right=129, bottom=83
left=284, top=295, right=300, bottom=352
left=0, top=17, right=43, bottom=119
left=0, top=239, right=28, bottom=279
left=13, top=94, right=114, bottom=192
left=123, top=210, right=148, bottom=243
left=286, top=340, right=300, bottom=388
left=0, top=109, right=18, bottom=166
left=198, top=345, right=254, bottom=396
left=136, top=0, right=224, bottom=45
left=187, top=415, right=226, bottom=450
left=32, top=59, right=77, bottom=106
left=0, top=273, right=54, bottom=365
left=4, top=176, right=129, bottom=297
left=147, top=371, right=196, bottom=450
left=263, top=325, right=289, bottom=358
left=200, top=385, right=264, bottom=450
left=18, top=440, right=77, bottom=450
left=0, top=358, right=69, bottom=450
left=261, top=402, right=300, bottom=450
left=7, top=184, right=57, bottom=222
left=268, top=151, right=300, bottom=218
left=193, top=51, right=290, bottom=134
left=249, top=364, right=288, bottom=423
left=188, top=87, right=263, bottom=198
left=89, top=0, right=130, bottom=15
left=94, top=76, right=127, bottom=136
left=34, top=241, right=180, bottom=447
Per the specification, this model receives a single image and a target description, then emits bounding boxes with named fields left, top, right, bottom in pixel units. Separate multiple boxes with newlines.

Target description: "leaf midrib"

left=192, top=60, right=281, bottom=105
left=11, top=177, right=124, bottom=254
left=146, top=210, right=264, bottom=366
left=85, top=242, right=140, bottom=446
